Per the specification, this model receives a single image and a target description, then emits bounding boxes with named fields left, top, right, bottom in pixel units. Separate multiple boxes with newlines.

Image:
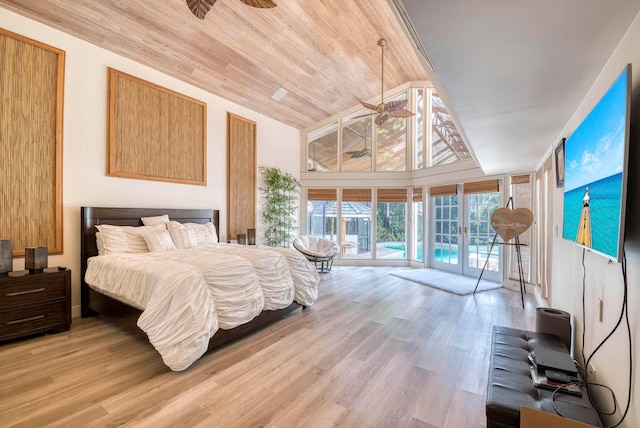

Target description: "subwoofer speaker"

left=536, top=307, right=571, bottom=352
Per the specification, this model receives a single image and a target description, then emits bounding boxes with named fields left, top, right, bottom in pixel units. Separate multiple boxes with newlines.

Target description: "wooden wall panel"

left=227, top=113, right=256, bottom=239
left=0, top=28, right=64, bottom=257
left=107, top=69, right=206, bottom=185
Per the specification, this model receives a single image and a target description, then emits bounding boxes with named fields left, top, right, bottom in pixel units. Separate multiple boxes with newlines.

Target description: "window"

left=412, top=187, right=423, bottom=261
left=464, top=180, right=500, bottom=270
left=376, top=93, right=407, bottom=172
left=376, top=189, right=408, bottom=259
left=307, top=122, right=338, bottom=172
left=431, top=91, right=471, bottom=166
left=415, top=89, right=426, bottom=170
left=536, top=157, right=553, bottom=299
left=304, top=85, right=472, bottom=173
left=509, top=174, right=532, bottom=283
left=307, top=189, right=338, bottom=240
left=341, top=189, right=372, bottom=259
left=342, top=113, right=372, bottom=172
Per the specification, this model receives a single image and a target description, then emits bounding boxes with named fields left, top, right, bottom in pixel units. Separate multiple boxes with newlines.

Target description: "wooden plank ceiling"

left=0, top=0, right=431, bottom=129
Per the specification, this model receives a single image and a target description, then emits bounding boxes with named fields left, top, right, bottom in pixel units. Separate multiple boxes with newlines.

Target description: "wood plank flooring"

left=0, top=267, right=538, bottom=427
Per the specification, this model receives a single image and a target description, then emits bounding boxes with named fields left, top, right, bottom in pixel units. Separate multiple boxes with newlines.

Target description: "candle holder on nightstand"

left=25, top=246, right=48, bottom=273
left=0, top=240, right=12, bottom=276
left=247, top=228, right=256, bottom=245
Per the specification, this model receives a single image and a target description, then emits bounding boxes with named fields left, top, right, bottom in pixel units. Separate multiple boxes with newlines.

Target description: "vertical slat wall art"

left=0, top=29, right=65, bottom=257
left=227, top=113, right=256, bottom=240
left=107, top=68, right=206, bottom=185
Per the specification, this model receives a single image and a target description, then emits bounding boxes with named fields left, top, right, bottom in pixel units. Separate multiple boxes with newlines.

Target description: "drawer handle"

left=5, top=288, right=46, bottom=297
left=7, top=315, right=46, bottom=325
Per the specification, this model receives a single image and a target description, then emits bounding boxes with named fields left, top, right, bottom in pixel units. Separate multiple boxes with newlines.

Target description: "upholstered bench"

left=486, top=326, right=602, bottom=427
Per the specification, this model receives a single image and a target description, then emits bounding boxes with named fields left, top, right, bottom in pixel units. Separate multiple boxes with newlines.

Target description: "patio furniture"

left=293, top=236, right=340, bottom=273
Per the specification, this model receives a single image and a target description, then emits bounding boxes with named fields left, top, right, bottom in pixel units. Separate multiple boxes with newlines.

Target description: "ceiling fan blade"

left=351, top=112, right=377, bottom=120
left=388, top=109, right=415, bottom=118
left=240, top=0, right=277, bottom=8
left=186, top=0, right=216, bottom=19
left=375, top=114, right=390, bottom=126
left=360, top=102, right=379, bottom=111
left=385, top=99, right=409, bottom=111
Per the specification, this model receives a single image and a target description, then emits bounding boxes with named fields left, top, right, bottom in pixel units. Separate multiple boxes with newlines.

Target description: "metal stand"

left=473, top=197, right=527, bottom=308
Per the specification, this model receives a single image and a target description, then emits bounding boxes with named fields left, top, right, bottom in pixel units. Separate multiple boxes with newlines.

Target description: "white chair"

left=293, top=236, right=340, bottom=273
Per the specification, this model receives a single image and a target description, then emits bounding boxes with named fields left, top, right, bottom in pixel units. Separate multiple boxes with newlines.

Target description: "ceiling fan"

left=354, top=38, right=414, bottom=126
left=186, top=0, right=276, bottom=20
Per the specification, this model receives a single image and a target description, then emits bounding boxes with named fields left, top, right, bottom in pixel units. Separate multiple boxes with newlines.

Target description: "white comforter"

left=85, top=244, right=319, bottom=371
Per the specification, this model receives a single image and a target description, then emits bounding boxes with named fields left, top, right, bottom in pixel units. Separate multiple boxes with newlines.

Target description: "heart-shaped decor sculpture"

left=490, top=208, right=534, bottom=242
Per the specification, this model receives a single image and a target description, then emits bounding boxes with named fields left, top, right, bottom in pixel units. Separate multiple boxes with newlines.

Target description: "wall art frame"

left=107, top=68, right=207, bottom=185
left=0, top=28, right=65, bottom=257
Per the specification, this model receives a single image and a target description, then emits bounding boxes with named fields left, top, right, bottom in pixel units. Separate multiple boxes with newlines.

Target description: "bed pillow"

left=141, top=214, right=170, bottom=226
left=166, top=221, right=185, bottom=230
left=168, top=228, right=198, bottom=249
left=122, top=224, right=166, bottom=253
left=167, top=221, right=218, bottom=245
left=142, top=229, right=176, bottom=252
left=95, top=224, right=128, bottom=255
left=186, top=222, right=218, bottom=245
left=96, top=232, right=105, bottom=256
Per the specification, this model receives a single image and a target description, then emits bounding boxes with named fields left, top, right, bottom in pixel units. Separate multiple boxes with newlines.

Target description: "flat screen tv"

left=562, top=64, right=631, bottom=262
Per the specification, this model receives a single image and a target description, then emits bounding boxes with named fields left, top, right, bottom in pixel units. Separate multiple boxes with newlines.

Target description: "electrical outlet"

left=587, top=362, right=597, bottom=381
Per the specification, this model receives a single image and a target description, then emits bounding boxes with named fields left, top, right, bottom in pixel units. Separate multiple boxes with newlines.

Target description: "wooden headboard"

left=80, top=207, right=219, bottom=316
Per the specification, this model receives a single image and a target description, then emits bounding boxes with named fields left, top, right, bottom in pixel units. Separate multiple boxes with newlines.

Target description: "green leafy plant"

left=259, top=166, right=300, bottom=247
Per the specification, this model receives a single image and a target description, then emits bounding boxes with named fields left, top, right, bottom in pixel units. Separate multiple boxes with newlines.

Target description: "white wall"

left=551, top=12, right=640, bottom=427
left=0, top=7, right=300, bottom=317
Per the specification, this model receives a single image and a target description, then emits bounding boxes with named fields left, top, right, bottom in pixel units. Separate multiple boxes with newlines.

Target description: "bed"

left=80, top=206, right=319, bottom=370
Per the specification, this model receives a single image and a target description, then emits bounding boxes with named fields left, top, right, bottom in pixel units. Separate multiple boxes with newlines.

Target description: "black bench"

left=486, top=326, right=602, bottom=427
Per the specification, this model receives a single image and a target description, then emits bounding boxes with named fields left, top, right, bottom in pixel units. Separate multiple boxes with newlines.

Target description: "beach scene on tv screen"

left=562, top=68, right=627, bottom=260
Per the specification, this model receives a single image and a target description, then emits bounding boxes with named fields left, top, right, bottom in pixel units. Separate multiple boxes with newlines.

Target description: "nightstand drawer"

left=0, top=300, right=68, bottom=341
left=0, top=274, right=67, bottom=308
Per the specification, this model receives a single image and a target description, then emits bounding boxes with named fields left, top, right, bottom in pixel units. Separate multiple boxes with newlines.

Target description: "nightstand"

left=0, top=268, right=71, bottom=342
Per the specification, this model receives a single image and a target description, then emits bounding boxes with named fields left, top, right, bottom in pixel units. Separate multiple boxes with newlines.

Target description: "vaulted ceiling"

left=0, top=0, right=430, bottom=130
left=1, top=0, right=639, bottom=175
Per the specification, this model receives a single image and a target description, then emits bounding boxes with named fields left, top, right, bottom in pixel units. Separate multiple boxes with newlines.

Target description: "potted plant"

left=259, top=166, right=300, bottom=247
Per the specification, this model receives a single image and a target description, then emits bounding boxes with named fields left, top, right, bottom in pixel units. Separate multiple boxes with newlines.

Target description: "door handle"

left=458, top=226, right=461, bottom=235
left=464, top=226, right=468, bottom=236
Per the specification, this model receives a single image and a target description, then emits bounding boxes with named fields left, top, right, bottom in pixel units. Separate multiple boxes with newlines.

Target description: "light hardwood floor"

left=0, top=267, right=538, bottom=427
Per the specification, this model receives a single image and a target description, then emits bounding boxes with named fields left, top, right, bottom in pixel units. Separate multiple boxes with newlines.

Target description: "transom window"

left=305, top=85, right=471, bottom=172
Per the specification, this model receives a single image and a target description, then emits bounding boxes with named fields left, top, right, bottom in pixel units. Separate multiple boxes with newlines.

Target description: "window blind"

left=429, top=184, right=458, bottom=197
left=463, top=179, right=499, bottom=195
left=377, top=188, right=408, bottom=203
left=510, top=174, right=531, bottom=184
left=342, top=188, right=372, bottom=202
left=307, top=188, right=337, bottom=201
left=412, top=187, right=423, bottom=202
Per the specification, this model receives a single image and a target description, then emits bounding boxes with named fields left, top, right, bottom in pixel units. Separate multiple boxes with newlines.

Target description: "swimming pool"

left=378, top=242, right=498, bottom=263
left=377, top=242, right=422, bottom=260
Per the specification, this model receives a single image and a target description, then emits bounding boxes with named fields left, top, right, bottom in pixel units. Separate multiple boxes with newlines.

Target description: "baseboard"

left=503, top=278, right=537, bottom=295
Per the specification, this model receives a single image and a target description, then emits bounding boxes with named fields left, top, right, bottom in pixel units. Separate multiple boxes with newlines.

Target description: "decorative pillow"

left=169, top=228, right=198, bottom=249
left=141, top=214, right=170, bottom=226
left=122, top=224, right=165, bottom=253
left=166, top=221, right=185, bottom=230
left=184, top=222, right=218, bottom=245
left=95, top=224, right=128, bottom=254
left=142, top=229, right=176, bottom=252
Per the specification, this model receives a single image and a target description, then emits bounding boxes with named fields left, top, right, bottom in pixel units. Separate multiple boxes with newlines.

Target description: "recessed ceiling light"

left=271, top=88, right=287, bottom=101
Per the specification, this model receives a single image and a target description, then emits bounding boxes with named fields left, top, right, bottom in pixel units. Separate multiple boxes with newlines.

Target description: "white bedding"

left=85, top=244, right=319, bottom=371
